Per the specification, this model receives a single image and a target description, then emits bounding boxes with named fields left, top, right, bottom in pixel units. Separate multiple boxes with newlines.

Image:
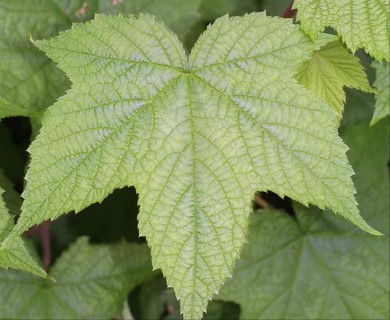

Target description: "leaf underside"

left=294, top=0, right=390, bottom=61
left=10, top=13, right=378, bottom=319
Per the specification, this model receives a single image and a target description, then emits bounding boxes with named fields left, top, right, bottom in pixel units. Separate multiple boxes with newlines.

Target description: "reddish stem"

left=281, top=0, right=297, bottom=18
left=40, top=221, right=51, bottom=271
left=26, top=221, right=52, bottom=271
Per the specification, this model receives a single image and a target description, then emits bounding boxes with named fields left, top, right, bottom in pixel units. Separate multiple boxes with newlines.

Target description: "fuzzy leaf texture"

left=294, top=0, right=390, bottom=61
left=371, top=61, right=390, bottom=125
left=0, top=185, right=45, bottom=277
left=12, top=13, right=379, bottom=319
left=296, top=37, right=371, bottom=118
left=218, top=120, right=390, bottom=319
left=0, top=0, right=200, bottom=119
left=0, top=237, right=153, bottom=319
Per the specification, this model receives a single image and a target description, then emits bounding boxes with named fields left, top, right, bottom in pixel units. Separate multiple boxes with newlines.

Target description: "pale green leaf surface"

left=371, top=61, right=390, bottom=125
left=11, top=13, right=377, bottom=319
left=218, top=120, right=389, bottom=319
left=296, top=39, right=371, bottom=117
left=0, top=237, right=153, bottom=319
left=0, top=185, right=46, bottom=277
left=294, top=0, right=390, bottom=61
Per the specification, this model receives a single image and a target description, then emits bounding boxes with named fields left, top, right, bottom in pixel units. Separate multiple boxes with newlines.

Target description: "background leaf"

left=217, top=119, right=389, bottom=319
left=135, top=274, right=240, bottom=320
left=0, top=0, right=202, bottom=119
left=0, top=0, right=73, bottom=119
left=95, top=0, right=201, bottom=43
left=0, top=237, right=153, bottom=319
left=0, top=183, right=46, bottom=277
left=371, top=61, right=390, bottom=125
left=0, top=170, right=22, bottom=216
left=261, top=0, right=291, bottom=16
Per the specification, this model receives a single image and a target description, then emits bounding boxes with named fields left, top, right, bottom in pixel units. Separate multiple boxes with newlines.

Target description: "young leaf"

left=0, top=185, right=46, bottom=277
left=296, top=38, right=371, bottom=118
left=371, top=61, right=390, bottom=126
left=0, top=237, right=153, bottom=319
left=294, top=0, right=390, bottom=61
left=217, top=120, right=389, bottom=319
left=13, top=13, right=378, bottom=319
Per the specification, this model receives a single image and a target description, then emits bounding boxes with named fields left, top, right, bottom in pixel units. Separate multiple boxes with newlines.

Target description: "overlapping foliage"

left=0, top=0, right=388, bottom=319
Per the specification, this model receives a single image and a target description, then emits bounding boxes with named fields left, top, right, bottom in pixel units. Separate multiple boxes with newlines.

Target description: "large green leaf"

left=218, top=120, right=389, bottom=319
left=294, top=0, right=390, bottom=61
left=10, top=13, right=378, bottom=319
left=0, top=184, right=45, bottom=277
left=0, top=0, right=201, bottom=119
left=0, top=237, right=153, bottom=319
left=371, top=61, right=390, bottom=125
left=296, top=38, right=371, bottom=118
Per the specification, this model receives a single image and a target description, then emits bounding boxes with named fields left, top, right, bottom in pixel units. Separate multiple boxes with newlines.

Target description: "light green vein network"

left=294, top=0, right=390, bottom=61
left=8, top=13, right=379, bottom=319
